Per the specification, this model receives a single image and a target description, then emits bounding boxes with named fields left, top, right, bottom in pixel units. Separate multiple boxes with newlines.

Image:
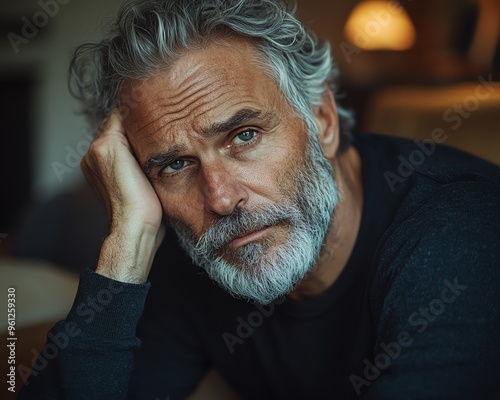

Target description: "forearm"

left=18, top=269, right=150, bottom=399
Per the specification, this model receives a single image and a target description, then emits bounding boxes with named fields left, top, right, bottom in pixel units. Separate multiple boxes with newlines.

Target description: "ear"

left=314, top=84, right=339, bottom=159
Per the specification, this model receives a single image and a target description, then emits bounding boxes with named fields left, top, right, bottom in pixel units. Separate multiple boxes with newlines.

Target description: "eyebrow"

left=142, top=108, right=277, bottom=177
left=142, top=145, right=184, bottom=177
left=200, top=108, right=265, bottom=138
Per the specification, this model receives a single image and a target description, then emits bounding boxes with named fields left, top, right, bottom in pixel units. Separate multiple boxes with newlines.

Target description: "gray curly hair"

left=69, top=0, right=354, bottom=152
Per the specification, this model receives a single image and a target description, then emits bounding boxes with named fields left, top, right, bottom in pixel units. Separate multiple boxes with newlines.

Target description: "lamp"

left=344, top=1, right=417, bottom=51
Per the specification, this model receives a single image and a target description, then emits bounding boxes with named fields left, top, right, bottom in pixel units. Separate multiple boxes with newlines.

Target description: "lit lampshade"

left=344, top=1, right=417, bottom=51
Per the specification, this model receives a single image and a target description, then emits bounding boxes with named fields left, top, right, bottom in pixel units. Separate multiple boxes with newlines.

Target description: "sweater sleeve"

left=18, top=269, right=150, bottom=400
left=360, top=181, right=500, bottom=399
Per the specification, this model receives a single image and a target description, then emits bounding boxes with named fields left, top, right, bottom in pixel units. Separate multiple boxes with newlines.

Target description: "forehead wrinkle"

left=160, top=73, right=220, bottom=110
left=125, top=68, right=217, bottom=134
left=132, top=89, right=219, bottom=141
left=120, top=77, right=171, bottom=128
left=127, top=40, right=280, bottom=143
left=136, top=75, right=231, bottom=135
left=164, top=83, right=225, bottom=119
left=188, top=89, right=243, bottom=126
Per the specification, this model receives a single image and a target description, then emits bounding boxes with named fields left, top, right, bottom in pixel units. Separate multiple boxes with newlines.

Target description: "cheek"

left=234, top=143, right=303, bottom=205
left=245, top=162, right=287, bottom=197
left=254, top=129, right=307, bottom=193
left=154, top=181, right=211, bottom=235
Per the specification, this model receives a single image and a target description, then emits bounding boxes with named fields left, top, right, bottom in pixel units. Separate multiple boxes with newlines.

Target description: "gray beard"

left=171, top=135, right=339, bottom=304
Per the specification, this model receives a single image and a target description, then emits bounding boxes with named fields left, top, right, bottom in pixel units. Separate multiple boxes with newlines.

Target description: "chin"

left=204, top=237, right=317, bottom=305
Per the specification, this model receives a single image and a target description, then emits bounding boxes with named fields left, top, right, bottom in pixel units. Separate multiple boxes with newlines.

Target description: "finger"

left=95, top=109, right=124, bottom=139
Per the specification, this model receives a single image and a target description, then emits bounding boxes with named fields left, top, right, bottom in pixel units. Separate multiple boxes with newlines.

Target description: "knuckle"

left=88, top=139, right=108, bottom=157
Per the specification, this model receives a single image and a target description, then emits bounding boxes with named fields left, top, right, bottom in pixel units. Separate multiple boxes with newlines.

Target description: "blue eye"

left=234, top=129, right=257, bottom=144
left=163, top=160, right=188, bottom=174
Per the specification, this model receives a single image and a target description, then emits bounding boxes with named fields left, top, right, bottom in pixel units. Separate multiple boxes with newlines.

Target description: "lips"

left=227, top=226, right=270, bottom=250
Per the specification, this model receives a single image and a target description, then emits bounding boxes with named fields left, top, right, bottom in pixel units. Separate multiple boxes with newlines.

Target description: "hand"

left=81, top=110, right=165, bottom=283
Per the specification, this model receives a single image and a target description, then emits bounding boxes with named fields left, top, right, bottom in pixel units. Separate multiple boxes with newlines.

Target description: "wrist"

left=96, top=226, right=160, bottom=284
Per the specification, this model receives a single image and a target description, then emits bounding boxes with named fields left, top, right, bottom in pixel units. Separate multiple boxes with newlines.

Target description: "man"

left=19, top=0, right=499, bottom=399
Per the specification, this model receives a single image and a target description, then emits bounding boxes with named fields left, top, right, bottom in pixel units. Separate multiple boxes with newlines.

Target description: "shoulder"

left=361, top=179, right=500, bottom=397
left=354, top=132, right=499, bottom=194
left=371, top=178, right=499, bottom=307
left=381, top=178, right=498, bottom=260
left=367, top=178, right=500, bottom=363
left=362, top=132, right=500, bottom=285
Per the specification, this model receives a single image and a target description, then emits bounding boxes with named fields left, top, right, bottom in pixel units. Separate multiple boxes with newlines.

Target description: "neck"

left=288, top=145, right=363, bottom=301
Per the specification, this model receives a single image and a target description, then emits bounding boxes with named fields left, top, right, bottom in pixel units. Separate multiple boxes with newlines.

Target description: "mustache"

left=194, top=204, right=302, bottom=255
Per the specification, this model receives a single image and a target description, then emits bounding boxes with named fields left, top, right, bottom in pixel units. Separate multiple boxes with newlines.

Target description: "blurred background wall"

left=0, top=0, right=123, bottom=239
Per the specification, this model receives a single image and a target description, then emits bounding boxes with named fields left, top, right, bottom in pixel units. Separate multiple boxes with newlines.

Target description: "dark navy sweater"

left=19, top=134, right=500, bottom=399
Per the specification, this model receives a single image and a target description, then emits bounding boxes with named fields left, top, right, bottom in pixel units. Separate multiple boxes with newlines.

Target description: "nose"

left=201, top=163, right=248, bottom=216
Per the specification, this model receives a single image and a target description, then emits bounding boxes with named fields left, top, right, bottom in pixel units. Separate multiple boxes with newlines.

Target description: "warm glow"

left=344, top=1, right=417, bottom=51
